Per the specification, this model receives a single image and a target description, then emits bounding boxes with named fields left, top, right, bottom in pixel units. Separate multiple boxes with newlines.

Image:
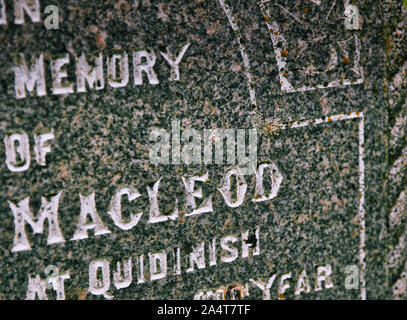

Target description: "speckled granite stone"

left=0, top=0, right=401, bottom=300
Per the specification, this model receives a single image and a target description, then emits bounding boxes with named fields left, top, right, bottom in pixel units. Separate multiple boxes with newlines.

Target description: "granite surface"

left=0, top=0, right=404, bottom=300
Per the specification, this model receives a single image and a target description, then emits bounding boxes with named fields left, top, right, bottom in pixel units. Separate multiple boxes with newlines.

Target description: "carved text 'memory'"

left=13, top=45, right=190, bottom=99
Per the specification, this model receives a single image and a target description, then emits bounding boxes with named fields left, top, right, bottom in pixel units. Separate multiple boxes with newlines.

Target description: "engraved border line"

left=283, top=111, right=366, bottom=300
left=259, top=0, right=364, bottom=93
left=218, top=0, right=257, bottom=107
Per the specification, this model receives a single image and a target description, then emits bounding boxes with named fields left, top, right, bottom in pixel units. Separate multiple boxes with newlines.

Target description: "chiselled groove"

left=389, top=96, right=407, bottom=155
left=389, top=145, right=407, bottom=185
left=218, top=0, right=257, bottom=107
left=286, top=111, right=366, bottom=300
left=388, top=67, right=407, bottom=276
left=389, top=62, right=407, bottom=116
left=388, top=223, right=407, bottom=269
left=393, top=260, right=407, bottom=300
left=259, top=0, right=363, bottom=93
left=386, top=2, right=407, bottom=299
left=389, top=61, right=407, bottom=97
left=389, top=187, right=407, bottom=229
left=389, top=61, right=407, bottom=154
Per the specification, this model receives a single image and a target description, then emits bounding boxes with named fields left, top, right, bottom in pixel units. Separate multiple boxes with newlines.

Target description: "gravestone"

left=0, top=0, right=403, bottom=300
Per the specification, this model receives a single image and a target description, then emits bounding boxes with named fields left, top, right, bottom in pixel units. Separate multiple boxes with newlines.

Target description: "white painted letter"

left=137, top=254, right=145, bottom=284
left=241, top=228, right=260, bottom=258
left=107, top=188, right=142, bottom=230
left=278, top=272, right=292, bottom=299
left=48, top=271, right=70, bottom=300
left=76, top=53, right=104, bottom=92
left=34, top=131, right=54, bottom=166
left=295, top=269, right=311, bottom=295
left=252, top=162, right=283, bottom=202
left=107, top=53, right=129, bottom=88
left=149, top=251, right=167, bottom=281
left=182, top=172, right=213, bottom=216
left=71, top=193, right=111, bottom=241
left=133, top=50, right=159, bottom=85
left=220, top=236, right=239, bottom=263
left=113, top=258, right=132, bottom=289
left=249, top=275, right=276, bottom=300
left=218, top=168, right=247, bottom=208
left=187, top=242, right=206, bottom=272
left=315, top=264, right=334, bottom=291
left=89, top=259, right=113, bottom=299
left=4, top=132, right=30, bottom=172
left=147, top=179, right=178, bottom=223
left=0, top=0, right=6, bottom=25
left=14, top=53, right=46, bottom=99
left=209, top=239, right=217, bottom=266
left=26, top=275, right=47, bottom=300
left=160, top=43, right=190, bottom=81
left=9, top=192, right=65, bottom=252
